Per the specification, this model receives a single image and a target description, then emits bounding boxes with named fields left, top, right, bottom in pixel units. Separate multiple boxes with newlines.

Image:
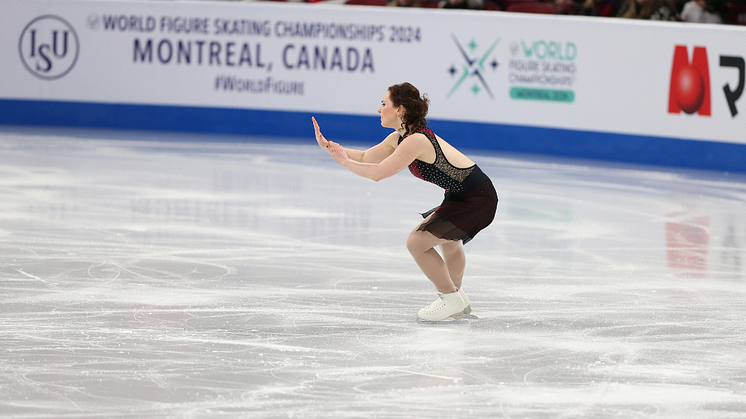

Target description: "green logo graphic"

left=447, top=35, right=500, bottom=99
left=508, top=39, right=578, bottom=104
left=510, top=87, right=574, bottom=103
left=519, top=40, right=576, bottom=61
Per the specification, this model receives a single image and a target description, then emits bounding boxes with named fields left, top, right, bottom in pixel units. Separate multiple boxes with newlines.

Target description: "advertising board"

left=3, top=0, right=745, bottom=170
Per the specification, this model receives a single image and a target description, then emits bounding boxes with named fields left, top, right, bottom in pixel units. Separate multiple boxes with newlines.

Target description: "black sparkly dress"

left=399, top=128, right=498, bottom=244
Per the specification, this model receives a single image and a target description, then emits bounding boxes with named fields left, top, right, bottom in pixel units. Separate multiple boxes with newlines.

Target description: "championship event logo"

left=18, top=15, right=80, bottom=80
left=507, top=38, right=576, bottom=103
left=446, top=34, right=500, bottom=99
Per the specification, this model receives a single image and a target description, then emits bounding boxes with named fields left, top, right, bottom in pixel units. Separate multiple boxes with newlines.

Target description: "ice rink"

left=1, top=126, right=745, bottom=418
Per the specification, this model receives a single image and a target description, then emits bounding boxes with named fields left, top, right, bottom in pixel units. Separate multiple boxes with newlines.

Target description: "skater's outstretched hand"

left=328, top=141, right=350, bottom=166
left=311, top=117, right=330, bottom=152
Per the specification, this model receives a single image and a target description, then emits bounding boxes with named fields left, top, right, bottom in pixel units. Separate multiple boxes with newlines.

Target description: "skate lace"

left=422, top=293, right=447, bottom=313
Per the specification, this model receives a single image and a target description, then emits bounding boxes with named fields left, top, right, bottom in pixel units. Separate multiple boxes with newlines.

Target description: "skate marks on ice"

left=1, top=128, right=746, bottom=418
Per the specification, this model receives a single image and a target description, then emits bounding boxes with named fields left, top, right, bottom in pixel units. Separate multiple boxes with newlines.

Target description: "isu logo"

left=18, top=15, right=80, bottom=80
left=668, top=45, right=745, bottom=117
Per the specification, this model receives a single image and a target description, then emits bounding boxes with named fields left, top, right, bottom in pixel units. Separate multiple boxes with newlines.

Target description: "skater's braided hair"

left=388, top=82, right=429, bottom=137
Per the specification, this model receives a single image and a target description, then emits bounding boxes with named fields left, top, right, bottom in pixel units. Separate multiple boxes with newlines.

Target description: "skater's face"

left=378, top=91, right=402, bottom=130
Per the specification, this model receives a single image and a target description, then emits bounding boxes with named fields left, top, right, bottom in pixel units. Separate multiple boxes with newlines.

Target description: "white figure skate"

left=418, top=291, right=465, bottom=322
left=458, top=288, right=477, bottom=319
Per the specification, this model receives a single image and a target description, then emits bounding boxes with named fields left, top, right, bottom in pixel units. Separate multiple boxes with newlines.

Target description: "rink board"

left=2, top=0, right=746, bottom=171
left=2, top=98, right=745, bottom=171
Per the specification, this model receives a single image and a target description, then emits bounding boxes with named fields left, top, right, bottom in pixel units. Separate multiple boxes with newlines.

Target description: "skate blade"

left=451, top=311, right=478, bottom=320
left=417, top=313, right=478, bottom=324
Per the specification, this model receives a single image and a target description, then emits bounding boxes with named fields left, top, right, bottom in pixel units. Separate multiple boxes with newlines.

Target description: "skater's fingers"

left=312, top=117, right=322, bottom=136
left=312, top=117, right=329, bottom=149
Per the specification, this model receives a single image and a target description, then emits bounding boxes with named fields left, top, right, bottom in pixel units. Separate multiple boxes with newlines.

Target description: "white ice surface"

left=1, top=127, right=745, bottom=418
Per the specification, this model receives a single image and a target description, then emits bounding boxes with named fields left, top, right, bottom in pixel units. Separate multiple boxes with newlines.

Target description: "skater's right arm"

left=347, top=132, right=398, bottom=164
left=313, top=117, right=396, bottom=164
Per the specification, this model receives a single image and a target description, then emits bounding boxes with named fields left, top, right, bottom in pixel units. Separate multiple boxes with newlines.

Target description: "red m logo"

left=668, top=45, right=711, bottom=116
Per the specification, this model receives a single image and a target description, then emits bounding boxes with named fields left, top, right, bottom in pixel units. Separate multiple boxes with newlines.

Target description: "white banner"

left=3, top=0, right=746, bottom=144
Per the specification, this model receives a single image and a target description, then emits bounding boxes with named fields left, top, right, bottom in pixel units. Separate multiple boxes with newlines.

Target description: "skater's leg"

left=405, top=230, right=457, bottom=294
left=440, top=240, right=472, bottom=315
left=439, top=241, right=465, bottom=290
left=407, top=225, right=469, bottom=321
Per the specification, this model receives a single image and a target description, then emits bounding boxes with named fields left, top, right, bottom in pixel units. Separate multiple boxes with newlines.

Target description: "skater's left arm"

left=328, top=134, right=428, bottom=182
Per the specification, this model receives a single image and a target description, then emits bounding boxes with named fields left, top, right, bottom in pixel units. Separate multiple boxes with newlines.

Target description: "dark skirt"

left=417, top=166, right=498, bottom=244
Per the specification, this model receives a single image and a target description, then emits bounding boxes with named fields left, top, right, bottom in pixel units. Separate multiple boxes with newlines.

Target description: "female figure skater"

left=312, top=82, right=497, bottom=322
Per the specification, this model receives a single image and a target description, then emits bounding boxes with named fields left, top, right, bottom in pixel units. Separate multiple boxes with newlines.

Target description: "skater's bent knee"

left=405, top=233, right=420, bottom=255
left=406, top=231, right=435, bottom=255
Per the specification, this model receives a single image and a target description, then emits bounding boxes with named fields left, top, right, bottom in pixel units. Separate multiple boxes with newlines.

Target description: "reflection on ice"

left=0, top=127, right=745, bottom=418
left=666, top=211, right=709, bottom=278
